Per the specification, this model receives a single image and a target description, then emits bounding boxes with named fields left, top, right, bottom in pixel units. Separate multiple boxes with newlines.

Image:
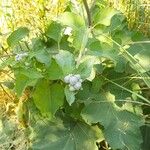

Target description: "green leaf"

left=104, top=110, right=144, bottom=150
left=115, top=56, right=127, bottom=73
left=134, top=44, right=150, bottom=72
left=33, top=79, right=64, bottom=117
left=91, top=76, right=104, bottom=93
left=108, top=14, right=126, bottom=31
left=87, top=41, right=127, bottom=72
left=46, top=59, right=63, bottom=80
left=127, top=43, right=150, bottom=87
left=76, top=56, right=98, bottom=80
left=15, top=73, right=37, bottom=97
left=65, top=102, right=84, bottom=119
left=94, top=7, right=118, bottom=26
left=54, top=50, right=75, bottom=75
left=103, top=70, right=131, bottom=102
left=64, top=86, right=75, bottom=105
left=15, top=74, right=29, bottom=97
left=7, top=27, right=29, bottom=47
left=31, top=118, right=101, bottom=150
left=87, top=41, right=117, bottom=61
left=15, top=68, right=43, bottom=79
left=46, top=21, right=62, bottom=42
left=72, top=27, right=87, bottom=50
left=31, top=50, right=51, bottom=67
left=82, top=93, right=144, bottom=150
left=111, top=29, right=132, bottom=45
left=59, top=12, right=85, bottom=29
left=76, top=81, right=102, bottom=103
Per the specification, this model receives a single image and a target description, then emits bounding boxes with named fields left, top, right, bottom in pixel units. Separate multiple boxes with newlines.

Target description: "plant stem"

left=82, top=0, right=92, bottom=27
left=102, top=76, right=150, bottom=104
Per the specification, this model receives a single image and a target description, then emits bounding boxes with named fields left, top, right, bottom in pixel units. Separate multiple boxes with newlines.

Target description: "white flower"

left=64, top=73, right=82, bottom=91
left=15, top=52, right=28, bottom=61
left=64, top=74, right=72, bottom=83
left=64, top=27, right=72, bottom=36
left=74, top=82, right=82, bottom=90
left=69, top=76, right=79, bottom=85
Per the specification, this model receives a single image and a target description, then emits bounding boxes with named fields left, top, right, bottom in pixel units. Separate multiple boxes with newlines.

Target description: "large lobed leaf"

left=31, top=117, right=102, bottom=150
left=81, top=92, right=144, bottom=150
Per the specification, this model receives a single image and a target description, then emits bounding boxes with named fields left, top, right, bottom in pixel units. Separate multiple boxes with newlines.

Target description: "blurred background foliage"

left=0, top=0, right=149, bottom=46
left=108, top=0, right=150, bottom=37
left=0, top=0, right=68, bottom=49
left=0, top=0, right=68, bottom=32
left=1, top=0, right=149, bottom=35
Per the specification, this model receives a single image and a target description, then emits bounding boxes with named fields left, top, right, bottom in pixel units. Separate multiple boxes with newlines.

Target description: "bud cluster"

left=64, top=74, right=82, bottom=91
left=15, top=52, right=28, bottom=61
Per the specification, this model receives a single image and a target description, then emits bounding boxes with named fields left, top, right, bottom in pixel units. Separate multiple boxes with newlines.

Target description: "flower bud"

left=74, top=82, right=82, bottom=90
left=15, top=52, right=28, bottom=61
left=64, top=27, right=72, bottom=36
left=69, top=76, right=78, bottom=85
left=69, top=85, right=76, bottom=91
left=64, top=74, right=73, bottom=83
left=15, top=54, right=23, bottom=61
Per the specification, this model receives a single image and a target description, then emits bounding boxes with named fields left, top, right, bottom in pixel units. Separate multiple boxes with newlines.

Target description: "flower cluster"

left=15, top=52, right=28, bottom=61
left=64, top=74, right=82, bottom=91
left=64, top=27, right=72, bottom=36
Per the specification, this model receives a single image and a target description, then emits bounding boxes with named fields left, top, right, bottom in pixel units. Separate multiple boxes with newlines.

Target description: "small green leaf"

left=65, top=86, right=75, bottom=105
left=33, top=50, right=51, bottom=67
left=15, top=68, right=43, bottom=79
left=54, top=50, right=75, bottom=75
left=15, top=74, right=29, bottom=97
left=46, top=21, right=62, bottom=42
left=46, top=59, right=63, bottom=80
left=73, top=27, right=87, bottom=50
left=94, top=7, right=118, bottom=26
left=59, top=12, right=85, bottom=29
left=108, top=14, right=125, bottom=31
left=33, top=79, right=64, bottom=117
left=15, top=73, right=37, bottom=97
left=76, top=56, right=98, bottom=80
left=7, top=27, right=29, bottom=47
